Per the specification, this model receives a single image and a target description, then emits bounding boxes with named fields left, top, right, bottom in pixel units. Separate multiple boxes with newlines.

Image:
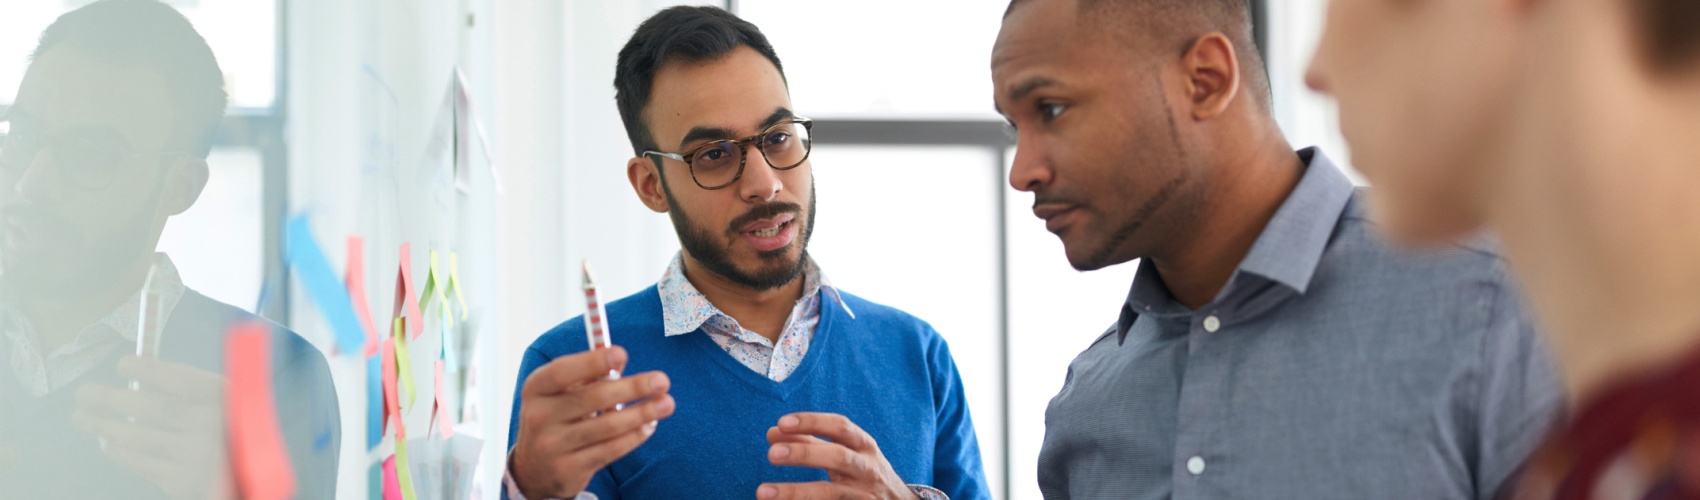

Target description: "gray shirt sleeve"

left=1471, top=273, right=1564, bottom=500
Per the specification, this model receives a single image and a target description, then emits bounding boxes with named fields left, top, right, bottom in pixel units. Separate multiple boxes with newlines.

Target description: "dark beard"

left=1, top=179, right=165, bottom=298
left=660, top=176, right=816, bottom=291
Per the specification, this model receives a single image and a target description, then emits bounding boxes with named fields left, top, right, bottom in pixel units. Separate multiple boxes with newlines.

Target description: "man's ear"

left=1182, top=33, right=1242, bottom=121
left=160, top=155, right=208, bottom=216
left=628, top=156, right=671, bottom=213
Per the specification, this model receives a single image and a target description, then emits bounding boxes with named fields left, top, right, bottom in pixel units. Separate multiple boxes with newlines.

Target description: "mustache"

left=725, top=202, right=803, bottom=236
left=1031, top=190, right=1084, bottom=210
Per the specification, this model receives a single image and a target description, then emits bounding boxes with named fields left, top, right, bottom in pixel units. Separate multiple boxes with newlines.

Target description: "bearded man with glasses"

left=501, top=6, right=989, bottom=500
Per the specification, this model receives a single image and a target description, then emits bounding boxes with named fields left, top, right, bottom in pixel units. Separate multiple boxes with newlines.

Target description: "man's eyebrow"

left=758, top=107, right=794, bottom=129
left=678, top=126, right=736, bottom=150
left=1007, top=76, right=1058, bottom=104
left=676, top=107, right=797, bottom=150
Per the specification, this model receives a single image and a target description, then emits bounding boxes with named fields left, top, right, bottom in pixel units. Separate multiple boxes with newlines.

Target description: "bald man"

left=991, top=0, right=1563, bottom=498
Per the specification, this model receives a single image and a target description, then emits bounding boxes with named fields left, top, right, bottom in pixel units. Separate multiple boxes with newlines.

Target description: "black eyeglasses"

left=0, top=117, right=184, bottom=191
left=643, top=117, right=813, bottom=190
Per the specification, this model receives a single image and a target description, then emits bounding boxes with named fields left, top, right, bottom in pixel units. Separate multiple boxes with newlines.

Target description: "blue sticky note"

left=285, top=214, right=366, bottom=354
left=440, top=306, right=457, bottom=373
left=367, top=353, right=384, bottom=449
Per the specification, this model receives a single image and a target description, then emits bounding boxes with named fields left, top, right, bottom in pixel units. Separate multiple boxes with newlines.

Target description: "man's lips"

left=739, top=213, right=795, bottom=233
left=739, top=214, right=797, bottom=253
left=1033, top=203, right=1081, bottom=234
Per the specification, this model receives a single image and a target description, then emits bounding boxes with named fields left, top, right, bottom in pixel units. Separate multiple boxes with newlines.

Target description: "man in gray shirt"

left=991, top=0, right=1563, bottom=498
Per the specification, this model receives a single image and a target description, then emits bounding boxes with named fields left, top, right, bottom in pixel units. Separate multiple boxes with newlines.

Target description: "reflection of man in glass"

left=0, top=1, right=339, bottom=498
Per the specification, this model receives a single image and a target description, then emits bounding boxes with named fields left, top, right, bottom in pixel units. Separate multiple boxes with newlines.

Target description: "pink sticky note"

left=225, top=322, right=297, bottom=500
left=383, top=455, right=402, bottom=500
left=394, top=243, right=424, bottom=339
left=347, top=236, right=379, bottom=357
left=435, top=359, right=454, bottom=439
left=381, top=336, right=398, bottom=437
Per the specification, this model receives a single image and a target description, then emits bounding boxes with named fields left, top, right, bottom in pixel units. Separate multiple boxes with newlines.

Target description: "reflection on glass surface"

left=0, top=1, right=335, bottom=498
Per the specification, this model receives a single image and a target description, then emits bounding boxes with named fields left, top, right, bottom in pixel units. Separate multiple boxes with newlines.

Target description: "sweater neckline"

left=683, top=288, right=841, bottom=401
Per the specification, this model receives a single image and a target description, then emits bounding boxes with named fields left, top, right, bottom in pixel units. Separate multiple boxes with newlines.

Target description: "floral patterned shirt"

left=658, top=252, right=853, bottom=381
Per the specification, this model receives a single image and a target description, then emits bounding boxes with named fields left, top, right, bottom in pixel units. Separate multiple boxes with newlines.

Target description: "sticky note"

left=394, top=243, right=424, bottom=339
left=394, top=430, right=418, bottom=500
left=440, top=305, right=457, bottom=374
left=285, top=214, right=366, bottom=354
left=418, top=250, right=448, bottom=317
left=366, top=354, right=383, bottom=449
left=382, top=336, right=398, bottom=438
left=454, top=69, right=505, bottom=195
left=449, top=252, right=469, bottom=321
left=394, top=318, right=416, bottom=408
left=382, top=455, right=402, bottom=500
left=347, top=236, right=379, bottom=357
left=225, top=321, right=297, bottom=500
left=435, top=359, right=453, bottom=439
left=369, top=461, right=384, bottom=500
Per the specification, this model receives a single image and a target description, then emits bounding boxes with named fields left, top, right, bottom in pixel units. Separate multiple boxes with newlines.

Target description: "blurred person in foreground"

left=0, top=0, right=338, bottom=498
left=1308, top=0, right=1700, bottom=496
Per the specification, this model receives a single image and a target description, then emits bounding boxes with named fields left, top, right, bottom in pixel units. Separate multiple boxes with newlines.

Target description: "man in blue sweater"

left=503, top=6, right=989, bottom=500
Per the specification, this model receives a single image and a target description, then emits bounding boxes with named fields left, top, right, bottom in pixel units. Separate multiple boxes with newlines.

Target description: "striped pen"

left=582, top=260, right=623, bottom=411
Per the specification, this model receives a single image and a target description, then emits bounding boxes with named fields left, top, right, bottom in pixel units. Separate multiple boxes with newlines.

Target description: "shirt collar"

left=657, top=252, right=854, bottom=337
left=3, top=252, right=187, bottom=395
left=1233, top=147, right=1356, bottom=294
left=1116, top=148, right=1354, bottom=341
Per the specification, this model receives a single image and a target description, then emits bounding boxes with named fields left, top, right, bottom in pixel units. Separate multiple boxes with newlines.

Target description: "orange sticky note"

left=434, top=359, right=453, bottom=439
left=394, top=243, right=424, bottom=339
left=347, top=236, right=379, bottom=357
left=225, top=322, right=297, bottom=500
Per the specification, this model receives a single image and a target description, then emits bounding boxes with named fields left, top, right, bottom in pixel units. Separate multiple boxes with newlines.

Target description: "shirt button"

left=1202, top=315, right=1221, bottom=333
left=1187, top=456, right=1206, bottom=475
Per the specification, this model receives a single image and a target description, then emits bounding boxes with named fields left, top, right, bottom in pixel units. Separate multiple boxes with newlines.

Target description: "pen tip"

left=581, top=259, right=596, bottom=288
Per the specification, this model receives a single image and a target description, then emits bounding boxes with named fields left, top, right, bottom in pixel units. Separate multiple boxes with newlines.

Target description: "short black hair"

left=614, top=6, right=786, bottom=157
left=1634, top=0, right=1700, bottom=74
left=1007, top=0, right=1271, bottom=109
left=32, top=0, right=228, bottom=158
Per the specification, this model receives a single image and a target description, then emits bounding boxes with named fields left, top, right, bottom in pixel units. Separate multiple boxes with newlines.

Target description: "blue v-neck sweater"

left=507, top=285, right=989, bottom=499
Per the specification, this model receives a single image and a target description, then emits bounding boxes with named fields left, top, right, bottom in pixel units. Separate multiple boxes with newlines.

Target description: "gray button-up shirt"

left=1037, top=148, right=1563, bottom=500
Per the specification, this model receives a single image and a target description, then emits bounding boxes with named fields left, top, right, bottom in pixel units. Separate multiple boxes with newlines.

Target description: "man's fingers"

left=561, top=371, right=669, bottom=418
left=766, top=426, right=826, bottom=445
left=554, top=394, right=676, bottom=452
left=776, top=412, right=876, bottom=453
left=72, top=410, right=195, bottom=461
left=755, top=481, right=856, bottom=500
left=74, top=384, right=190, bottom=431
left=520, top=371, right=669, bottom=433
left=116, top=356, right=225, bottom=400
left=553, top=414, right=664, bottom=476
left=768, top=441, right=875, bottom=479
left=522, top=347, right=629, bottom=397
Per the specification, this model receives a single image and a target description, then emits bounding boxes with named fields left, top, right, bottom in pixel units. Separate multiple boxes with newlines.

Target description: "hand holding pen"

left=508, top=260, right=676, bottom=499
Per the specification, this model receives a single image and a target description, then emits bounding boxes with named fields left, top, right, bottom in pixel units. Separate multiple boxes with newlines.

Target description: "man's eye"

left=1039, top=102, right=1067, bottom=121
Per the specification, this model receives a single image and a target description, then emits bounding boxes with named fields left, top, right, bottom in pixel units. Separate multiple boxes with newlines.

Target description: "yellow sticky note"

left=394, top=432, right=418, bottom=500
left=448, top=252, right=469, bottom=321
left=394, top=318, right=416, bottom=408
